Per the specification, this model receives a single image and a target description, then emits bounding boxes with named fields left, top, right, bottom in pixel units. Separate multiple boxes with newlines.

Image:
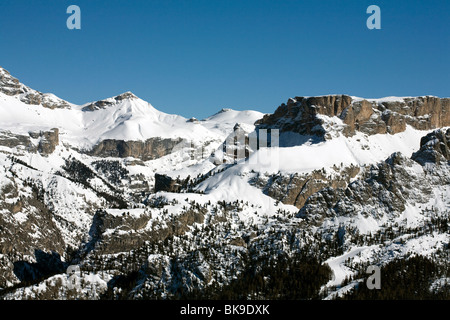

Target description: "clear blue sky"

left=0, top=0, right=449, bottom=119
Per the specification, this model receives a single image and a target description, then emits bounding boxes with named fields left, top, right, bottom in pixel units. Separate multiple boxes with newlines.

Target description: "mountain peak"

left=114, top=91, right=138, bottom=101
left=82, top=92, right=140, bottom=112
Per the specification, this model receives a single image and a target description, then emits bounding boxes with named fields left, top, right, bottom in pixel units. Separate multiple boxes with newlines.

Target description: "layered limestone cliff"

left=88, top=137, right=183, bottom=161
left=0, top=128, right=59, bottom=156
left=256, top=95, right=450, bottom=138
left=29, top=128, right=59, bottom=155
left=0, top=67, right=71, bottom=109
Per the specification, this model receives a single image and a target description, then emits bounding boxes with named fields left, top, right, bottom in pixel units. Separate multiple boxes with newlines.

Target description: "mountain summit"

left=81, top=92, right=139, bottom=111
left=0, top=67, right=264, bottom=158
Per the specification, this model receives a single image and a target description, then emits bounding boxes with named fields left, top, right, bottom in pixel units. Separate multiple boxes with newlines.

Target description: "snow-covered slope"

left=201, top=108, right=265, bottom=136
left=0, top=66, right=264, bottom=153
left=0, top=90, right=261, bottom=151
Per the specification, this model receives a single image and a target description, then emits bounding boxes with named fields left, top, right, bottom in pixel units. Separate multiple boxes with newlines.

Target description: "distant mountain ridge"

left=0, top=66, right=264, bottom=160
left=1, top=65, right=449, bottom=160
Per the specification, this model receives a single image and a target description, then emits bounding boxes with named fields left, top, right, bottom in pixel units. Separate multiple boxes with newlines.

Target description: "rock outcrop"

left=0, top=131, right=34, bottom=151
left=297, top=146, right=449, bottom=225
left=0, top=67, right=23, bottom=96
left=88, top=207, right=205, bottom=254
left=0, top=128, right=59, bottom=156
left=29, top=128, right=59, bottom=155
left=256, top=95, right=450, bottom=139
left=251, top=164, right=360, bottom=209
left=154, top=173, right=184, bottom=193
left=0, top=179, right=66, bottom=286
left=82, top=92, right=138, bottom=111
left=0, top=67, right=71, bottom=109
left=88, top=137, right=183, bottom=161
left=412, top=128, right=450, bottom=165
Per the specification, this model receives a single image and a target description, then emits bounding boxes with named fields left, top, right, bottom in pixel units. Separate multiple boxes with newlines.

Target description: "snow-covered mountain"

left=0, top=67, right=263, bottom=151
left=0, top=66, right=448, bottom=300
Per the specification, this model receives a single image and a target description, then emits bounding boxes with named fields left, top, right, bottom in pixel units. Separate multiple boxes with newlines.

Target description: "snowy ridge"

left=0, top=89, right=263, bottom=151
left=0, top=66, right=264, bottom=152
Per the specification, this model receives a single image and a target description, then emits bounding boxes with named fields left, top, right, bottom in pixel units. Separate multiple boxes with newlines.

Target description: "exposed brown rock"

left=88, top=137, right=183, bottom=161
left=229, top=237, right=247, bottom=247
left=29, top=128, right=59, bottom=155
left=303, top=95, right=353, bottom=116
left=342, top=100, right=374, bottom=133
left=0, top=66, right=70, bottom=109
left=0, top=128, right=59, bottom=156
left=257, top=95, right=450, bottom=138
left=252, top=164, right=360, bottom=209
left=381, top=111, right=406, bottom=134
left=172, top=209, right=205, bottom=236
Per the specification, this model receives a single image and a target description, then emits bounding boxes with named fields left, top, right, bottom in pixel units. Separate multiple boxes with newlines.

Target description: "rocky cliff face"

left=257, top=95, right=450, bottom=138
left=84, top=206, right=205, bottom=255
left=251, top=164, right=360, bottom=209
left=0, top=170, right=67, bottom=287
left=0, top=67, right=70, bottom=109
left=154, top=173, right=185, bottom=193
left=88, top=137, right=183, bottom=161
left=0, top=128, right=59, bottom=156
left=29, top=128, right=59, bottom=155
left=0, top=67, right=23, bottom=96
left=0, top=131, right=34, bottom=151
left=412, top=128, right=450, bottom=165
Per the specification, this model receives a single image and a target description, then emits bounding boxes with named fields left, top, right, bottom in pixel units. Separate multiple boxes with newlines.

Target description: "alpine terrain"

left=0, top=66, right=448, bottom=300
